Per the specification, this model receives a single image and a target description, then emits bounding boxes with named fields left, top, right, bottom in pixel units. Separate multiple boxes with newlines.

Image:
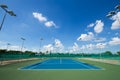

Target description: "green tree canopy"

left=103, top=51, right=112, bottom=55
left=117, top=51, right=120, bottom=55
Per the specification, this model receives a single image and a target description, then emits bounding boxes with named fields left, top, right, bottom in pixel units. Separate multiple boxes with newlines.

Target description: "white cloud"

left=111, top=12, right=120, bottom=30
left=54, top=39, right=64, bottom=52
left=109, top=37, right=120, bottom=45
left=43, top=44, right=54, bottom=52
left=111, top=20, right=120, bottom=30
left=87, top=23, right=94, bottom=28
left=77, top=32, right=94, bottom=41
left=74, top=43, right=79, bottom=48
left=79, top=43, right=107, bottom=51
left=68, top=43, right=80, bottom=53
left=33, top=12, right=47, bottom=22
left=80, top=45, right=86, bottom=50
left=94, top=37, right=106, bottom=42
left=9, top=46, right=20, bottom=51
left=72, top=42, right=79, bottom=52
left=45, top=21, right=56, bottom=27
left=86, top=44, right=95, bottom=50
left=54, top=39, right=63, bottom=48
left=33, top=12, right=57, bottom=28
left=96, top=43, right=107, bottom=49
left=0, top=45, right=20, bottom=51
left=42, top=39, right=64, bottom=53
left=94, top=20, right=104, bottom=33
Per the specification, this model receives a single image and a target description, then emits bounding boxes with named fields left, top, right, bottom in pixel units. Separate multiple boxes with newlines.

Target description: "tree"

left=8, top=50, right=21, bottom=54
left=0, top=49, right=7, bottom=54
left=103, top=51, right=112, bottom=55
left=25, top=51, right=36, bottom=56
left=117, top=51, right=120, bottom=55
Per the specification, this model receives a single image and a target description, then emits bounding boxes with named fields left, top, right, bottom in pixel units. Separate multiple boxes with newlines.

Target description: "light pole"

left=21, top=38, right=25, bottom=52
left=19, top=37, right=25, bottom=61
left=0, top=4, right=16, bottom=31
left=80, top=48, right=84, bottom=58
left=6, top=43, right=10, bottom=51
left=23, top=47, right=26, bottom=52
left=39, top=38, right=43, bottom=54
left=100, top=43, right=103, bottom=59
left=106, top=5, right=120, bottom=23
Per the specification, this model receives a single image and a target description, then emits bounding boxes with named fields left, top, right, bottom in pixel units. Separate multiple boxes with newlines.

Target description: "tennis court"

left=0, top=58, right=120, bottom=80
left=20, top=58, right=101, bottom=70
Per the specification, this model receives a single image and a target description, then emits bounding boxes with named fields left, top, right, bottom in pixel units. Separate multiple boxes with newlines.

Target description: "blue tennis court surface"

left=20, top=59, right=102, bottom=70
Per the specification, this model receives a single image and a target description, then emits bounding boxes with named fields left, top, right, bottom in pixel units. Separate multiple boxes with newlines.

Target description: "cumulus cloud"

left=33, top=12, right=47, bottom=22
left=94, top=20, right=104, bottom=33
left=111, top=12, right=120, bottom=30
left=111, top=20, right=120, bottom=29
left=68, top=43, right=80, bottom=53
left=45, top=21, right=56, bottom=28
left=54, top=39, right=64, bottom=52
left=109, top=37, right=120, bottom=45
left=33, top=12, right=57, bottom=28
left=86, top=20, right=104, bottom=33
left=87, top=23, right=94, bottom=28
left=43, top=44, right=54, bottom=52
left=42, top=39, right=64, bottom=53
left=77, top=32, right=94, bottom=41
left=54, top=39, right=63, bottom=48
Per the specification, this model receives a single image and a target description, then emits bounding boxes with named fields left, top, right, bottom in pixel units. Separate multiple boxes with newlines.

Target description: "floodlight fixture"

left=21, top=37, right=26, bottom=41
left=0, top=4, right=8, bottom=8
left=0, top=4, right=16, bottom=31
left=115, top=5, right=120, bottom=10
left=106, top=5, right=120, bottom=24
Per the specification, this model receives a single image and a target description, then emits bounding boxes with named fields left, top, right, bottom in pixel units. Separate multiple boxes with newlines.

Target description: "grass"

left=0, top=58, right=120, bottom=80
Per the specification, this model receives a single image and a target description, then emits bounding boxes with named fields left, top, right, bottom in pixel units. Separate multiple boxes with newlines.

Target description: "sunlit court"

left=0, top=0, right=120, bottom=80
left=20, top=58, right=101, bottom=70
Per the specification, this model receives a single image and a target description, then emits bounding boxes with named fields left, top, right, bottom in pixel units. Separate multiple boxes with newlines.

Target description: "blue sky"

left=0, top=0, right=120, bottom=53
